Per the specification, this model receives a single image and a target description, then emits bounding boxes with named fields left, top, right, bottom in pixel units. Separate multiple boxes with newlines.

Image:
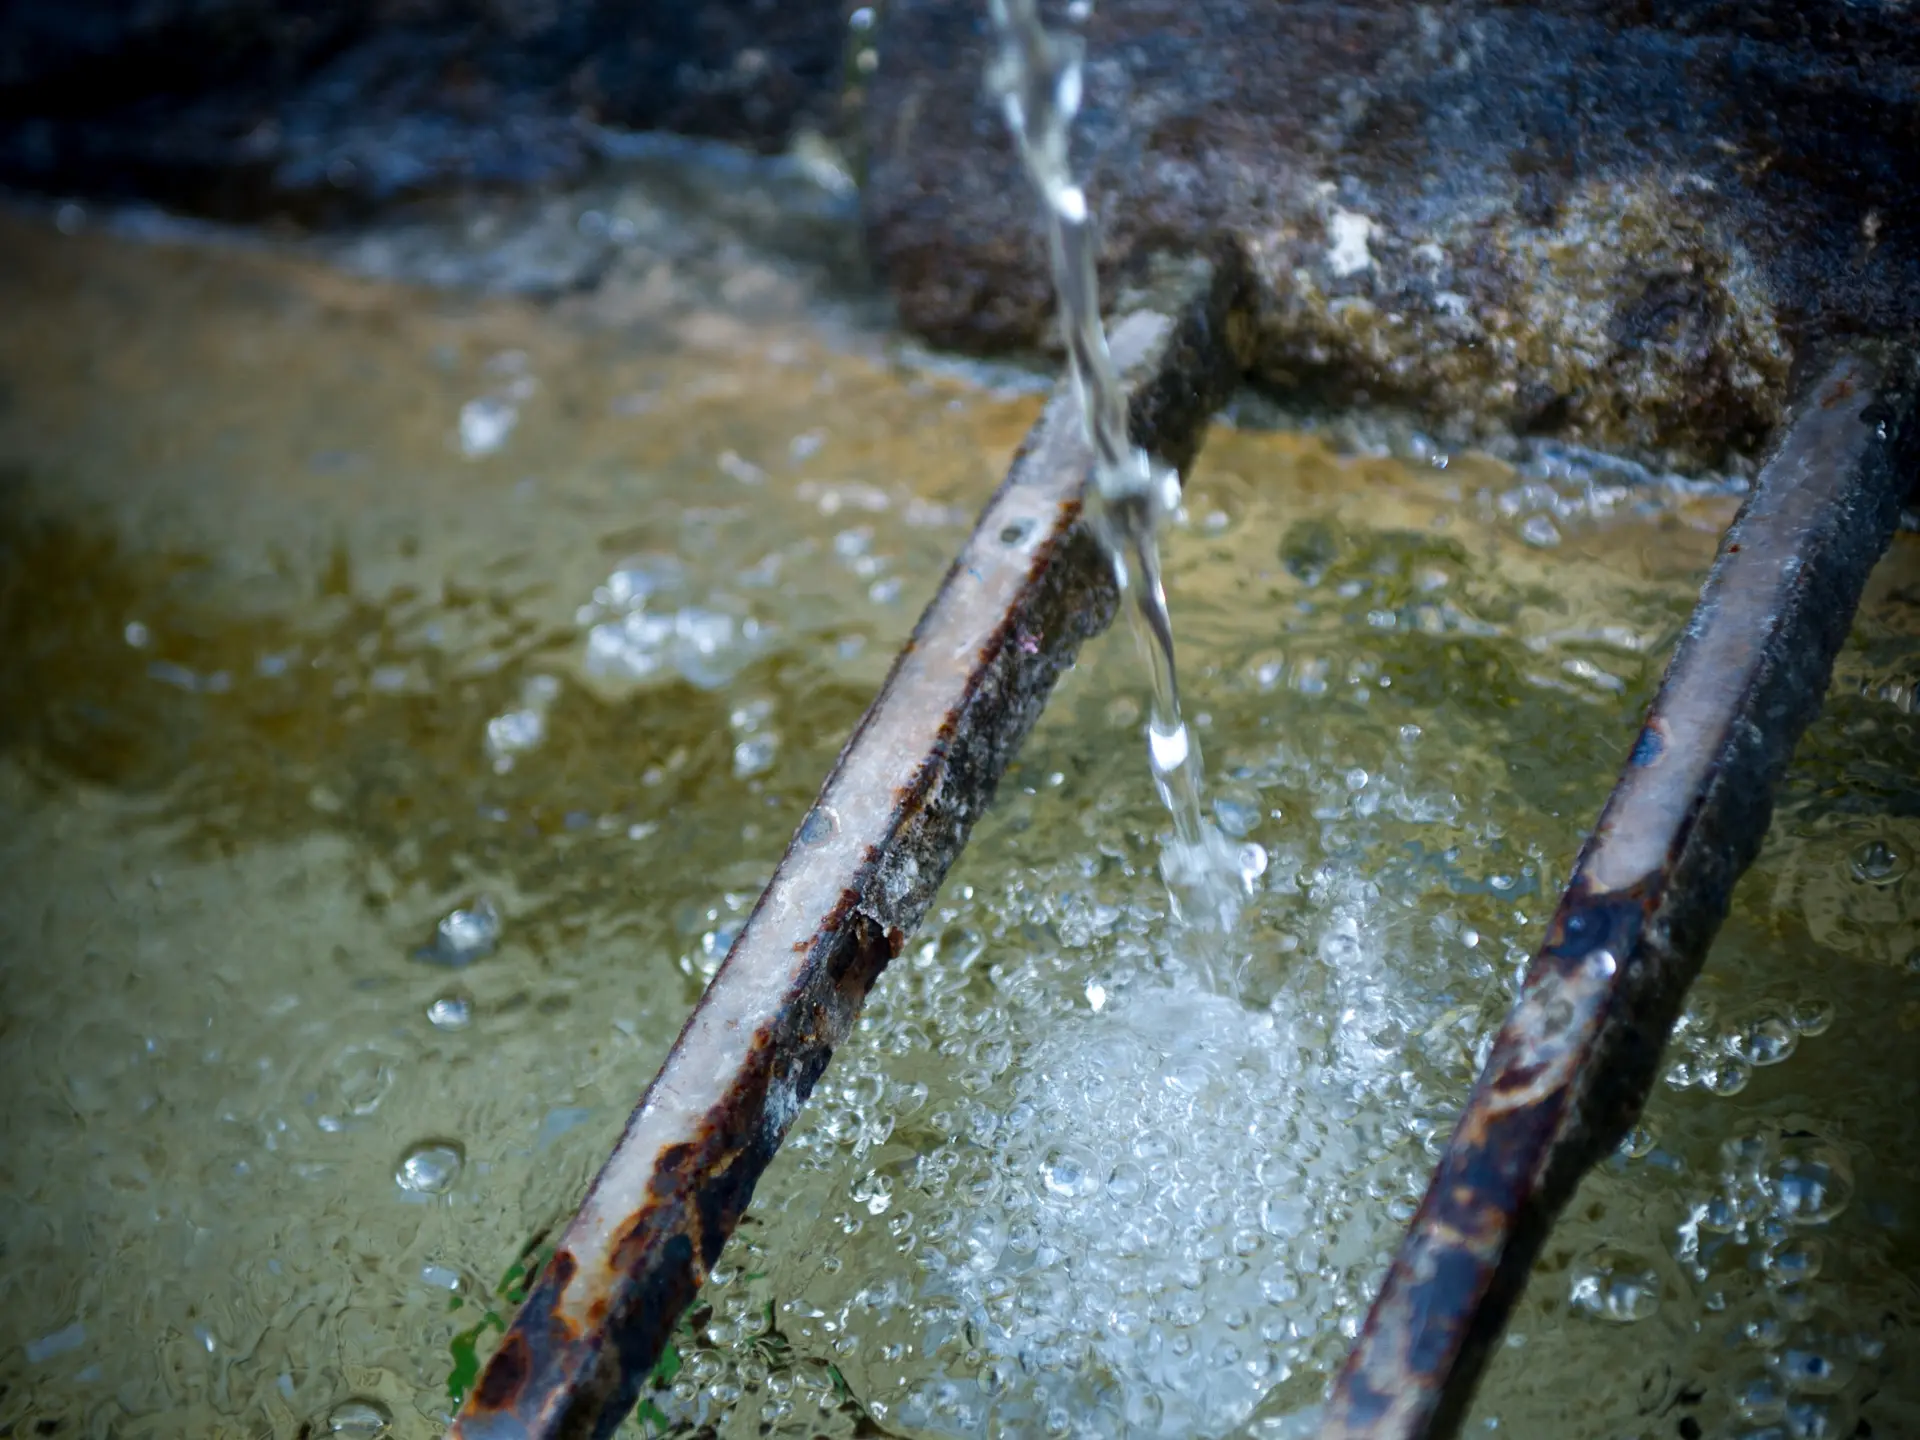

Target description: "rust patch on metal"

left=445, top=256, right=1247, bottom=1440
left=1317, top=351, right=1918, bottom=1440
left=473, top=1332, right=531, bottom=1413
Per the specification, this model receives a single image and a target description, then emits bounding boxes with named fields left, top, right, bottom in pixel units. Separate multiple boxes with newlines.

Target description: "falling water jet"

left=985, top=0, right=1259, bottom=947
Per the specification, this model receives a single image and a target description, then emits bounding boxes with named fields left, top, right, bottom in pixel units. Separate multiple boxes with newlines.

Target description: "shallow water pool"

left=0, top=207, right=1915, bottom=1440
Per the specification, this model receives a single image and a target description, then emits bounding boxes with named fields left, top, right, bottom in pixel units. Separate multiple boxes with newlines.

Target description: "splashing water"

left=986, top=0, right=1257, bottom=940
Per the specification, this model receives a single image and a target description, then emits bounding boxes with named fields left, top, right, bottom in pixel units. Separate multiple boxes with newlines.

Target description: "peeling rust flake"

left=1317, top=351, right=1918, bottom=1440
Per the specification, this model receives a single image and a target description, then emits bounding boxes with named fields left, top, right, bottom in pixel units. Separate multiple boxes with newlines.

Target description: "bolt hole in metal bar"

left=1317, top=351, right=1920, bottom=1440
left=444, top=256, right=1246, bottom=1440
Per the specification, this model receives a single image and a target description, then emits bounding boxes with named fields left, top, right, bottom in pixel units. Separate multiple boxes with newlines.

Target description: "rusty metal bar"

left=1318, top=350, right=1920, bottom=1440
left=446, top=256, right=1247, bottom=1440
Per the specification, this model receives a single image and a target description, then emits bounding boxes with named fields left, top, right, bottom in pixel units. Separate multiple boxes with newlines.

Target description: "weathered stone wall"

left=0, top=1, right=852, bottom=220
left=863, top=0, right=1920, bottom=471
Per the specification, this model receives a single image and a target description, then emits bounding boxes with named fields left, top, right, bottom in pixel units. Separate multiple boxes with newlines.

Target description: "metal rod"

left=1317, top=350, right=1919, bottom=1440
left=445, top=255, right=1247, bottom=1440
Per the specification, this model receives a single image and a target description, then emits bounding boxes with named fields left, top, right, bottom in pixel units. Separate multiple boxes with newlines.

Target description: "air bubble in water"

left=1771, top=1316, right=1857, bottom=1395
left=418, top=896, right=501, bottom=968
left=1519, top=514, right=1562, bottom=547
left=1848, top=836, right=1907, bottom=885
left=1767, top=1140, right=1853, bottom=1226
left=1702, top=1055, right=1752, bottom=1096
left=1039, top=1144, right=1101, bottom=1201
left=1617, top=1124, right=1657, bottom=1159
left=1762, top=1236, right=1823, bottom=1287
left=1781, top=1395, right=1855, bottom=1440
left=484, top=696, right=549, bottom=772
left=1725, top=1010, right=1798, bottom=1067
left=459, top=395, right=518, bottom=458
left=1567, top=1247, right=1662, bottom=1322
left=395, top=1140, right=464, bottom=1195
left=428, top=991, right=473, bottom=1030
left=1733, top=1369, right=1787, bottom=1421
left=326, top=1398, right=392, bottom=1436
left=1786, top=997, right=1835, bottom=1036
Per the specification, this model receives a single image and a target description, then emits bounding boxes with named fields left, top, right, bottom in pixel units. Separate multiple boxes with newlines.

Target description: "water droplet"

left=326, top=1398, right=392, bottom=1436
left=1568, top=1247, right=1662, bottom=1322
left=395, top=1141, right=464, bottom=1195
left=1848, top=836, right=1908, bottom=885
left=428, top=992, right=473, bottom=1030
left=1238, top=842, right=1269, bottom=886
left=797, top=806, right=838, bottom=846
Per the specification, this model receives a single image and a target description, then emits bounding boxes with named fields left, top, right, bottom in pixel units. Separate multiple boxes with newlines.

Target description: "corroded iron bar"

left=1319, top=351, right=1919, bottom=1440
left=447, top=257, right=1246, bottom=1440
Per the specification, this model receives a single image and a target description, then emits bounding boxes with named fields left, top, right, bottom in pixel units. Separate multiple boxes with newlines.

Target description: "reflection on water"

left=0, top=209, right=1916, bottom=1440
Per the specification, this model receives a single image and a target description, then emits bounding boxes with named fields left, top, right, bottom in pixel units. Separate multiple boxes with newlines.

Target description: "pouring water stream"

left=986, top=0, right=1260, bottom=943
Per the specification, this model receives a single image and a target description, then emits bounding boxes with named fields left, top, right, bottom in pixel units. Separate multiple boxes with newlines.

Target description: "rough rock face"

left=0, top=1, right=852, bottom=220
left=863, top=0, right=1920, bottom=472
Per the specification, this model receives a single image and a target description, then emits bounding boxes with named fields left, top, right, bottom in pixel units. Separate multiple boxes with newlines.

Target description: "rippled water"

left=1, top=206, right=1916, bottom=1440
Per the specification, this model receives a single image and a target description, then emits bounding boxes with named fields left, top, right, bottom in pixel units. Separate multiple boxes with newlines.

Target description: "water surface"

left=0, top=209, right=1916, bottom=1440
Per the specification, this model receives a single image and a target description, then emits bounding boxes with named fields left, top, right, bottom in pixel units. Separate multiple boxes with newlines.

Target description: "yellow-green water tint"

left=0, top=210, right=1915, bottom=1440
